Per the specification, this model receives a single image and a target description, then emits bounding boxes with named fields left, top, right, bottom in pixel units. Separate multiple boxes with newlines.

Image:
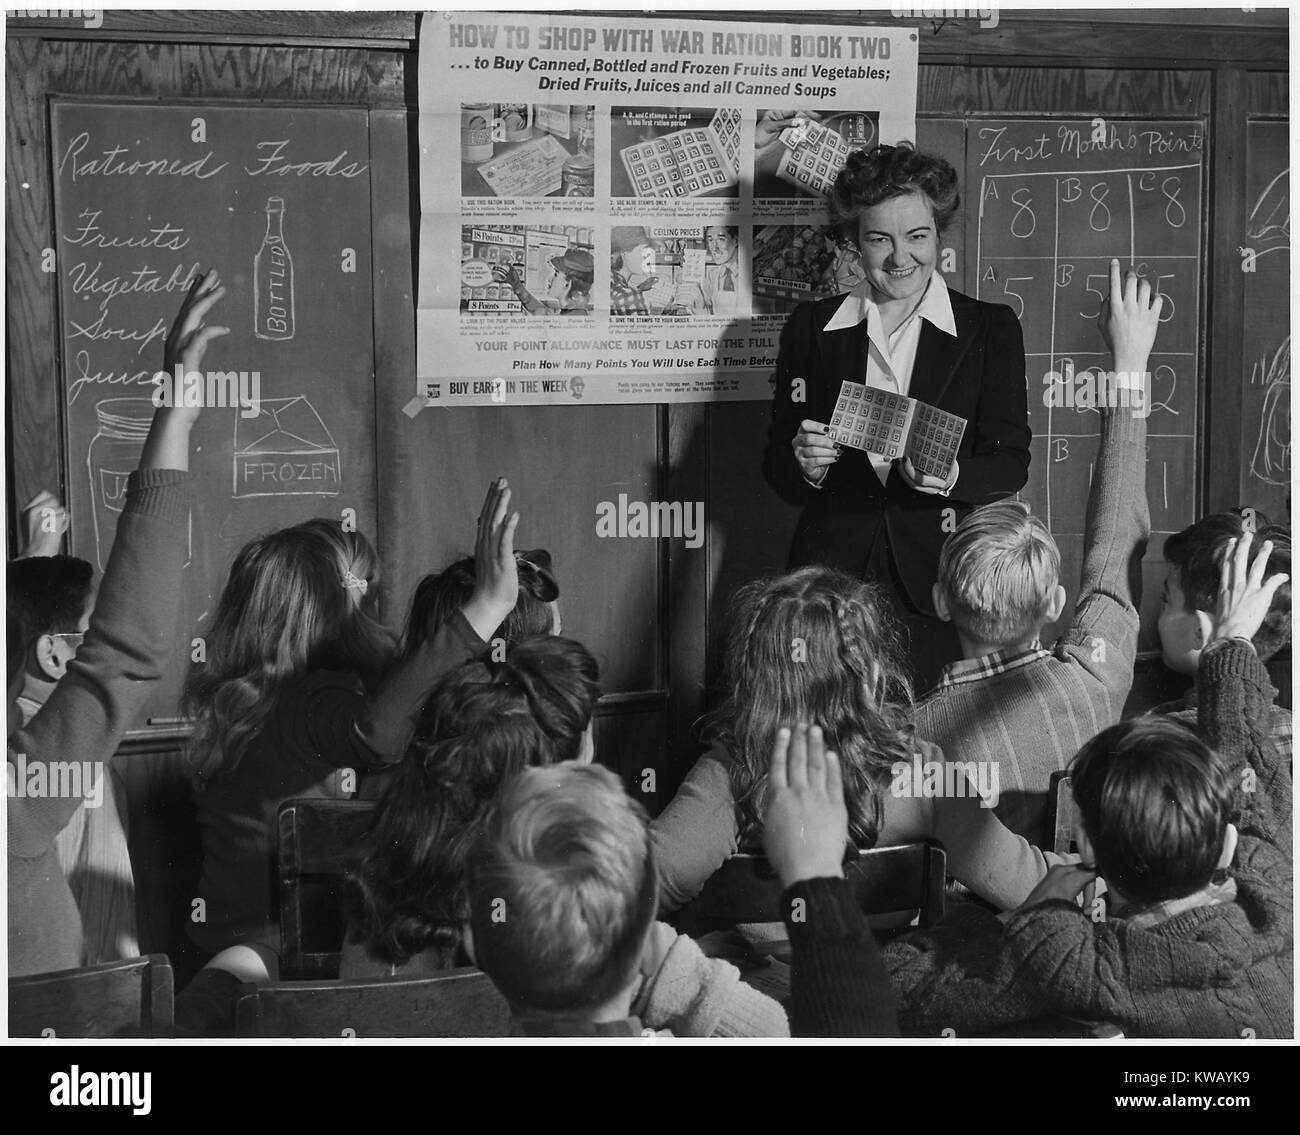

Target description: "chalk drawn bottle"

left=254, top=196, right=295, bottom=341
left=88, top=397, right=192, bottom=570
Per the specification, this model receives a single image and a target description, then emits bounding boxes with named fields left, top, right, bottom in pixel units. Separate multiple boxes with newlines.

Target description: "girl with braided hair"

left=651, top=565, right=1059, bottom=915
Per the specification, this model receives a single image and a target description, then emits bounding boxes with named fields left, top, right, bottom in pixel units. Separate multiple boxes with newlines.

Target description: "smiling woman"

left=763, top=142, right=1031, bottom=691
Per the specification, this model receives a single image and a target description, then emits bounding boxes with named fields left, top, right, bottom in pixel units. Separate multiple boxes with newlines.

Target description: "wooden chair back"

left=676, top=841, right=946, bottom=931
left=9, top=954, right=174, bottom=1038
left=1048, top=771, right=1080, bottom=856
left=234, top=967, right=511, bottom=1038
left=278, top=797, right=376, bottom=980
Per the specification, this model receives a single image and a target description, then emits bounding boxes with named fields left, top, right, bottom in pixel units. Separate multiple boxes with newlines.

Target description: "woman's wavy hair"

left=401, top=549, right=558, bottom=659
left=701, top=566, right=916, bottom=848
left=829, top=141, right=960, bottom=244
left=346, top=635, right=601, bottom=968
left=184, top=518, right=394, bottom=784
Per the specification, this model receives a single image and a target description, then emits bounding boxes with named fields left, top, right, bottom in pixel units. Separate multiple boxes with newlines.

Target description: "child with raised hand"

left=8, top=270, right=226, bottom=976
left=1154, top=510, right=1290, bottom=752
left=763, top=723, right=898, bottom=1037
left=651, top=565, right=1063, bottom=920
left=915, top=258, right=1161, bottom=844
left=882, top=534, right=1291, bottom=1038
left=401, top=546, right=561, bottom=660
left=186, top=476, right=523, bottom=976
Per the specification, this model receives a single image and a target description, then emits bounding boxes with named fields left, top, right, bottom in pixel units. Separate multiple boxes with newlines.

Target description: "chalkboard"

left=1240, top=118, right=1289, bottom=523
left=916, top=116, right=1205, bottom=650
left=50, top=100, right=378, bottom=728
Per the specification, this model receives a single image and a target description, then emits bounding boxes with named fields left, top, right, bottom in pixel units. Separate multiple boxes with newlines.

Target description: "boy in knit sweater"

left=913, top=260, right=1158, bottom=845
left=7, top=271, right=226, bottom=977
left=467, top=761, right=788, bottom=1037
left=882, top=533, right=1292, bottom=1038
left=1153, top=509, right=1291, bottom=760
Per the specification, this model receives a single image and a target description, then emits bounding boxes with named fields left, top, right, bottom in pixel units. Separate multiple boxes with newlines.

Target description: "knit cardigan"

left=882, top=639, right=1294, bottom=1039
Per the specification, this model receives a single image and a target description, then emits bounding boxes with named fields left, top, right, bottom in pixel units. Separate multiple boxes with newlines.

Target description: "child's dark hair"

left=1071, top=717, right=1234, bottom=906
left=6, top=555, right=95, bottom=642
left=829, top=141, right=960, bottom=241
left=346, top=635, right=600, bottom=969
left=1163, top=511, right=1291, bottom=662
left=184, top=518, right=394, bottom=784
left=402, top=550, right=558, bottom=659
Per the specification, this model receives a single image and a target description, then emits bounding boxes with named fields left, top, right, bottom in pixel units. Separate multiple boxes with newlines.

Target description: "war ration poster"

left=416, top=10, right=918, bottom=407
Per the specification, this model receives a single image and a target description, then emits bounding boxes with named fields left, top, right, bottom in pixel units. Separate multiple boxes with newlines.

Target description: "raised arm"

left=10, top=271, right=225, bottom=849
left=1063, top=260, right=1160, bottom=694
left=351, top=479, right=520, bottom=762
left=1198, top=533, right=1292, bottom=850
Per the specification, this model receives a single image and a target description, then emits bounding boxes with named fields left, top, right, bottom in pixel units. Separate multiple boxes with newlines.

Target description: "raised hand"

left=763, top=723, right=849, bottom=889
left=142, top=269, right=227, bottom=471
left=163, top=270, right=229, bottom=384
left=1097, top=257, right=1163, bottom=376
left=1207, top=532, right=1289, bottom=648
left=462, top=478, right=521, bottom=643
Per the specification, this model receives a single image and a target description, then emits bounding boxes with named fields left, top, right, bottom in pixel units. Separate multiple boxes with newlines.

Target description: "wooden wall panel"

left=5, top=36, right=63, bottom=536
left=919, top=64, right=1211, bottom=116
left=382, top=403, right=663, bottom=693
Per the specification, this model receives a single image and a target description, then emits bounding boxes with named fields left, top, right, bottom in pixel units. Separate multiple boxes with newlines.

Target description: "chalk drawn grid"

left=976, top=163, right=1201, bottom=537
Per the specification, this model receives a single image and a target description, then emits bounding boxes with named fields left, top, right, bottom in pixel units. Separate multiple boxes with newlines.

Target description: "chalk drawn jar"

left=87, top=398, right=192, bottom=572
left=254, top=196, right=295, bottom=341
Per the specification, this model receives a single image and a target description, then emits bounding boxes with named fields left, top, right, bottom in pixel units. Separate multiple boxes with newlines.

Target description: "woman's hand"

left=792, top=420, right=839, bottom=485
left=898, top=456, right=958, bottom=496
left=462, top=478, right=521, bottom=643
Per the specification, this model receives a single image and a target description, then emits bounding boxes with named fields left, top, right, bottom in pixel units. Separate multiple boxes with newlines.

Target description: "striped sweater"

left=913, top=403, right=1149, bottom=845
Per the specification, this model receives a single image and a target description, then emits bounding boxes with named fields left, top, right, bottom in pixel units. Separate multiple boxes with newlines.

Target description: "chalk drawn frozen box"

left=233, top=396, right=341, bottom=497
